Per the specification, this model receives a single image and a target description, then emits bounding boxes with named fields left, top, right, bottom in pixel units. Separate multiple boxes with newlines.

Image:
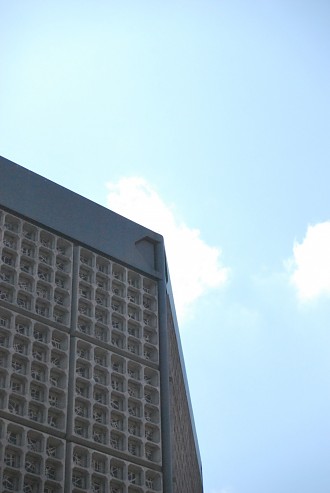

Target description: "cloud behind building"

left=106, top=177, right=229, bottom=323
left=289, top=221, right=330, bottom=302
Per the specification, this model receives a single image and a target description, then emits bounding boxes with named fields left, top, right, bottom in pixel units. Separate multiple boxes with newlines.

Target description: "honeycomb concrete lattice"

left=0, top=207, right=162, bottom=493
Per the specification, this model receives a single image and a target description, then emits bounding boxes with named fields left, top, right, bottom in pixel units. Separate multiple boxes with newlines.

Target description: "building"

left=0, top=156, right=203, bottom=493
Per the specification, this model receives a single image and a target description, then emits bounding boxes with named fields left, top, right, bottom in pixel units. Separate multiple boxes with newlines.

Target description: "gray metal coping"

left=0, top=155, right=162, bottom=278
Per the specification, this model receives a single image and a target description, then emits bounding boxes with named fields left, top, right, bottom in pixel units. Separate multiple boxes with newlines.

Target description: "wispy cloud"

left=106, top=177, right=229, bottom=323
left=289, top=221, right=330, bottom=301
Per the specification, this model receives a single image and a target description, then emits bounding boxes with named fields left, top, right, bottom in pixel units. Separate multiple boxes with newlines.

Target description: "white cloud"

left=106, top=177, right=229, bottom=323
left=289, top=221, right=330, bottom=301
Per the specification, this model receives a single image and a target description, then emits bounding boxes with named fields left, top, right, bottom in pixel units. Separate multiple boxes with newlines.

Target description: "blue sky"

left=1, top=1, right=330, bottom=492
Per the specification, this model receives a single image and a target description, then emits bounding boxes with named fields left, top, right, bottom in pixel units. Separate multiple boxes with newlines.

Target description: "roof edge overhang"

left=0, top=155, right=163, bottom=278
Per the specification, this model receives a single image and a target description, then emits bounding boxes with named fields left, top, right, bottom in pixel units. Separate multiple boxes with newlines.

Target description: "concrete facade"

left=167, top=298, right=203, bottom=493
left=0, top=156, right=203, bottom=493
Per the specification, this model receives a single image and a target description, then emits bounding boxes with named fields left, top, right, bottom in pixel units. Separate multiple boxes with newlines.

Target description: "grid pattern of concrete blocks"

left=70, top=338, right=161, bottom=463
left=0, top=207, right=162, bottom=493
left=0, top=310, right=69, bottom=433
left=0, top=417, right=66, bottom=493
left=67, top=442, right=162, bottom=493
left=0, top=213, right=73, bottom=326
